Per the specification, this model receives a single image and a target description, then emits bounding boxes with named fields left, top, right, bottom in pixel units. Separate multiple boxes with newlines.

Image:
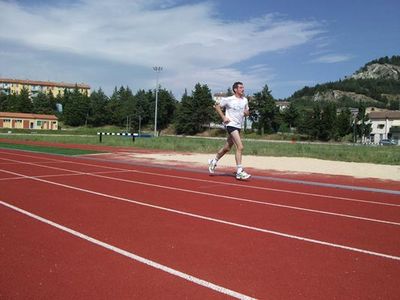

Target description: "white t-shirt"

left=218, top=95, right=249, bottom=129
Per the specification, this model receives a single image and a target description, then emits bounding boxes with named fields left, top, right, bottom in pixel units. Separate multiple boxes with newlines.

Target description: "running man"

left=208, top=81, right=251, bottom=180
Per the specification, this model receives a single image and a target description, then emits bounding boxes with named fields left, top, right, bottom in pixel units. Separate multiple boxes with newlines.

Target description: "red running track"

left=0, top=148, right=399, bottom=299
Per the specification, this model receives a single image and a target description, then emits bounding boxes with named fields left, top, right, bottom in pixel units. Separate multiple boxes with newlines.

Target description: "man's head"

left=232, top=82, right=244, bottom=97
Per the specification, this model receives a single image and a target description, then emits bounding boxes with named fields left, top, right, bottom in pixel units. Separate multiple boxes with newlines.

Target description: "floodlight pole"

left=153, top=66, right=163, bottom=137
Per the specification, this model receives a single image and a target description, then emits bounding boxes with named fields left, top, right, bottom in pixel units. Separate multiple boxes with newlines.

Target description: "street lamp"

left=153, top=66, right=163, bottom=137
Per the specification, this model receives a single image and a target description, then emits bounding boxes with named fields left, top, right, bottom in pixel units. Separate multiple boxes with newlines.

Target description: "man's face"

left=235, top=84, right=244, bottom=97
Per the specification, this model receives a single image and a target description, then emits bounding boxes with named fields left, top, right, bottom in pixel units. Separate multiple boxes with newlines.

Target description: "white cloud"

left=0, top=0, right=323, bottom=96
left=310, top=54, right=353, bottom=64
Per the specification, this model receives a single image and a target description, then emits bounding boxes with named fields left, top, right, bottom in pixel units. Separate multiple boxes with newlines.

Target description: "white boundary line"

left=0, top=160, right=57, bottom=165
left=0, top=200, right=255, bottom=300
left=0, top=169, right=133, bottom=182
left=1, top=168, right=400, bottom=261
left=0, top=156, right=399, bottom=227
left=1, top=150, right=398, bottom=208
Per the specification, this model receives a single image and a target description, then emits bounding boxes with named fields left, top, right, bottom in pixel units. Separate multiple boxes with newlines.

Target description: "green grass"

left=0, top=142, right=103, bottom=156
left=1, top=132, right=399, bottom=165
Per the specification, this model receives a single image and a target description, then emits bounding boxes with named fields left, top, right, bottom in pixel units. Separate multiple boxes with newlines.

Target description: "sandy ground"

left=127, top=152, right=400, bottom=181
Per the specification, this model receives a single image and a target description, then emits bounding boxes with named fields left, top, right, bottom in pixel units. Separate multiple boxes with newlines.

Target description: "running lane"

left=1, top=151, right=399, bottom=299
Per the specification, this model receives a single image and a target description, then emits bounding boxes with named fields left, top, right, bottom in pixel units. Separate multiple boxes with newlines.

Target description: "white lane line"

left=0, top=173, right=76, bottom=181
left=0, top=157, right=399, bottom=227
left=2, top=168, right=400, bottom=261
left=0, top=160, right=57, bottom=165
left=0, top=169, right=133, bottom=182
left=0, top=200, right=255, bottom=300
left=0, top=150, right=398, bottom=208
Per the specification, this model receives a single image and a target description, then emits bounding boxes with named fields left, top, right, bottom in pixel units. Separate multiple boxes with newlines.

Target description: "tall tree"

left=32, top=92, right=55, bottom=114
left=134, top=89, right=152, bottom=127
left=319, top=102, right=337, bottom=141
left=0, top=92, right=10, bottom=111
left=296, top=108, right=315, bottom=137
left=175, top=90, right=196, bottom=135
left=356, top=101, right=372, bottom=143
left=174, top=84, right=214, bottom=135
left=106, top=87, right=125, bottom=126
left=15, top=88, right=33, bottom=113
left=283, top=102, right=299, bottom=129
left=249, top=85, right=278, bottom=134
left=62, top=86, right=90, bottom=126
left=336, top=108, right=352, bottom=138
left=191, top=83, right=215, bottom=133
left=88, top=88, right=109, bottom=126
left=119, top=86, right=137, bottom=130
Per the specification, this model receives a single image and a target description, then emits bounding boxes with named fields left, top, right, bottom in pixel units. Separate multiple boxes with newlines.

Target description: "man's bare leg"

left=229, top=130, right=244, bottom=166
left=216, top=134, right=234, bottom=160
left=229, top=130, right=250, bottom=180
left=208, top=135, right=233, bottom=173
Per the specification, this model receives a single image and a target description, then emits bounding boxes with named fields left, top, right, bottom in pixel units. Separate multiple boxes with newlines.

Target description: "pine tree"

left=296, top=108, right=315, bottom=138
left=356, top=101, right=372, bottom=143
left=48, top=91, right=57, bottom=113
left=319, top=102, right=337, bottom=141
left=336, top=108, right=352, bottom=138
left=106, top=87, right=125, bottom=126
left=188, top=83, right=214, bottom=133
left=88, top=88, right=109, bottom=127
left=306, top=103, right=322, bottom=140
left=249, top=85, right=277, bottom=134
left=16, top=87, right=33, bottom=113
left=283, top=103, right=299, bottom=129
left=175, top=90, right=196, bottom=135
left=32, top=92, right=54, bottom=114
left=0, top=92, right=10, bottom=111
left=135, top=89, right=152, bottom=127
left=63, top=86, right=90, bottom=126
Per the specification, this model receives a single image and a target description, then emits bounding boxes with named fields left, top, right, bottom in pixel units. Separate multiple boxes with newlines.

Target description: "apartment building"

left=0, top=78, right=90, bottom=97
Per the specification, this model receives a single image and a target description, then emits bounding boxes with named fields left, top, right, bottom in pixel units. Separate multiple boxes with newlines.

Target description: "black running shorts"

left=226, top=126, right=241, bottom=135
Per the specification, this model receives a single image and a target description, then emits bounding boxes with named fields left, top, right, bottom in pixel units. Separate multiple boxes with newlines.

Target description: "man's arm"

left=215, top=104, right=230, bottom=124
left=243, top=103, right=249, bottom=117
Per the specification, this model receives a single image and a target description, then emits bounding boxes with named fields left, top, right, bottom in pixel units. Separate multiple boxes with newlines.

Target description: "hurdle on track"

left=97, top=132, right=153, bottom=143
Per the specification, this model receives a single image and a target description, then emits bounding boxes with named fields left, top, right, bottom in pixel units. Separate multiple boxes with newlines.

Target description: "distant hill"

left=288, top=55, right=400, bottom=109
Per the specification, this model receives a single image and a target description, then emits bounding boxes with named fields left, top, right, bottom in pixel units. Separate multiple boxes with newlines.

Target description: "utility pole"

left=153, top=66, right=163, bottom=137
left=138, top=115, right=141, bottom=136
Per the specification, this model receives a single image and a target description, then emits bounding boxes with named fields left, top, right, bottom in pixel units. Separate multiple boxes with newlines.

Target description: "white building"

left=369, top=111, right=400, bottom=144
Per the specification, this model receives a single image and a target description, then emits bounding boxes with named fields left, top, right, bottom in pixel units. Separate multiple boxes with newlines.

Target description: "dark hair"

left=232, top=82, right=243, bottom=93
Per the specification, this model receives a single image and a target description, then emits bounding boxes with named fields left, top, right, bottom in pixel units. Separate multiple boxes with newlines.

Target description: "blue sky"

left=0, top=0, right=399, bottom=99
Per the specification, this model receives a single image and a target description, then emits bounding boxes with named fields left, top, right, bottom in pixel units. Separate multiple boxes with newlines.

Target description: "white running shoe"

left=236, top=170, right=251, bottom=180
left=208, top=159, right=217, bottom=174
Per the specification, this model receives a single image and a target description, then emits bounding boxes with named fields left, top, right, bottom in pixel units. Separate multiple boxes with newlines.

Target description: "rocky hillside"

left=351, top=63, right=400, bottom=80
left=311, top=89, right=380, bottom=104
left=289, top=55, right=400, bottom=108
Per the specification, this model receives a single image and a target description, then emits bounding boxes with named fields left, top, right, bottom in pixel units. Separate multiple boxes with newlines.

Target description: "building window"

left=37, top=120, right=42, bottom=126
left=377, top=124, right=385, bottom=129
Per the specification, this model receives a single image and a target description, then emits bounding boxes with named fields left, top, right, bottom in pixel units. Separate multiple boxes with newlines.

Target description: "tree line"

left=0, top=83, right=371, bottom=141
left=249, top=85, right=371, bottom=142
